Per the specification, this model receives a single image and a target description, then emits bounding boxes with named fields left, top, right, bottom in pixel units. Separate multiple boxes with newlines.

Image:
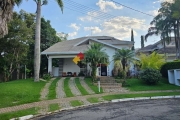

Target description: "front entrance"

left=101, top=64, right=107, bottom=76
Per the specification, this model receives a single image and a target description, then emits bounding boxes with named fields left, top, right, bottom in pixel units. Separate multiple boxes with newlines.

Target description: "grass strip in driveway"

left=70, top=100, right=84, bottom=107
left=84, top=78, right=103, bottom=94
left=48, top=103, right=60, bottom=112
left=0, top=107, right=37, bottom=120
left=102, top=92, right=180, bottom=101
left=64, top=77, right=74, bottom=97
left=0, top=79, right=46, bottom=108
left=87, top=97, right=99, bottom=103
left=75, top=78, right=89, bottom=95
left=48, top=77, right=60, bottom=99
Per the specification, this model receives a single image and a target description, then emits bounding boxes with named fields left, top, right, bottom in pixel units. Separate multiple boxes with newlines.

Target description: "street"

left=36, top=99, right=180, bottom=120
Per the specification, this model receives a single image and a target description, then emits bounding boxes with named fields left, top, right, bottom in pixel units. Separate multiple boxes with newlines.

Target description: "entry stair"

left=99, top=76, right=122, bottom=89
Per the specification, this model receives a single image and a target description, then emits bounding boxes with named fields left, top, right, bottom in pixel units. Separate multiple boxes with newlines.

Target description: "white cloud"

left=83, top=16, right=147, bottom=39
left=153, top=0, right=174, bottom=4
left=68, top=32, right=77, bottom=38
left=96, top=0, right=123, bottom=11
left=84, top=26, right=102, bottom=34
left=149, top=10, right=159, bottom=16
left=79, top=11, right=102, bottom=22
left=69, top=23, right=80, bottom=31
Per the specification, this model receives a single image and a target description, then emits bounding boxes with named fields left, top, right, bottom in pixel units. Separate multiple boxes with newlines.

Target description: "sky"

left=14, top=0, right=173, bottom=48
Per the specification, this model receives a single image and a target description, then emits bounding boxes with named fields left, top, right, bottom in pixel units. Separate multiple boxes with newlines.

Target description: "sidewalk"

left=0, top=90, right=180, bottom=114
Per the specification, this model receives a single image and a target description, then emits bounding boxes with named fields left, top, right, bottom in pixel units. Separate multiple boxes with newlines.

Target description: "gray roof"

left=41, top=36, right=133, bottom=55
left=137, top=37, right=176, bottom=53
left=157, top=46, right=176, bottom=54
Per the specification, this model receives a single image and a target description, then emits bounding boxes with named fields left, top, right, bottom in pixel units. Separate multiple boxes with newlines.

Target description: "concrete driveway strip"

left=36, top=99, right=180, bottom=120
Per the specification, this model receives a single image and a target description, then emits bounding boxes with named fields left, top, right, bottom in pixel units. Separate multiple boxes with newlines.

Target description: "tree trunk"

left=17, top=64, right=20, bottom=80
left=34, top=1, right=41, bottom=82
left=0, top=1, right=14, bottom=37
left=174, top=23, right=178, bottom=59
left=177, top=21, right=180, bottom=59
left=91, top=65, right=97, bottom=84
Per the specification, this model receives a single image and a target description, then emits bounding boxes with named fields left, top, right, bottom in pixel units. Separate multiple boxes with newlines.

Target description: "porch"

left=48, top=58, right=109, bottom=77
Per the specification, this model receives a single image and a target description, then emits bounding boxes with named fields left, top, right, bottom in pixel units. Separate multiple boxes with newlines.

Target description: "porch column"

left=48, top=58, right=52, bottom=73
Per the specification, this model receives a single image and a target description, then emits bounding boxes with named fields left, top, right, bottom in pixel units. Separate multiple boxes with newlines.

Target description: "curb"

left=11, top=96, right=180, bottom=120
left=111, top=95, right=180, bottom=103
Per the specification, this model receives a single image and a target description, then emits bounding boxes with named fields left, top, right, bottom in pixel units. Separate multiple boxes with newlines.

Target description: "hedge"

left=160, top=61, right=180, bottom=78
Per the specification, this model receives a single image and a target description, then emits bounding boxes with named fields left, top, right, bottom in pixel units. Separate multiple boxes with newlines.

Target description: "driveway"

left=36, top=99, right=180, bottom=120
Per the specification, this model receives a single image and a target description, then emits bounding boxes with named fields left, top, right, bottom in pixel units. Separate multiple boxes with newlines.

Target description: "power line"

left=109, top=0, right=155, bottom=17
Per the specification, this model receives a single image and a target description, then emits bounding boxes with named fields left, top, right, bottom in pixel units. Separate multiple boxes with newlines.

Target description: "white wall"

left=113, top=45, right=131, bottom=49
left=102, top=46, right=116, bottom=76
left=63, top=58, right=80, bottom=74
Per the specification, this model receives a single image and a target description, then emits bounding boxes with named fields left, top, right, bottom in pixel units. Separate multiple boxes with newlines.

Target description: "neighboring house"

left=136, top=37, right=176, bottom=61
left=41, top=36, right=134, bottom=77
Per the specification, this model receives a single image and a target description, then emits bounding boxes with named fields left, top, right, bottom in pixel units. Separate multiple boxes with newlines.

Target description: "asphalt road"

left=36, top=99, right=180, bottom=120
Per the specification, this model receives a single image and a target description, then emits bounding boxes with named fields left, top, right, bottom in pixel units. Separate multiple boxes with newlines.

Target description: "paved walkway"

left=0, top=90, right=180, bottom=114
left=69, top=77, right=81, bottom=96
left=56, top=78, right=66, bottom=98
left=79, top=77, right=95, bottom=94
left=40, top=78, right=55, bottom=100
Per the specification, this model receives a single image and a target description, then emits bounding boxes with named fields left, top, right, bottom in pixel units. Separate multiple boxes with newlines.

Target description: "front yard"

left=125, top=78, right=180, bottom=91
left=0, top=79, right=46, bottom=108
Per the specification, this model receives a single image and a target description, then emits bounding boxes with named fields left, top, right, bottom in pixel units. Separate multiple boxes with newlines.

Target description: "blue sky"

left=14, top=0, right=173, bottom=48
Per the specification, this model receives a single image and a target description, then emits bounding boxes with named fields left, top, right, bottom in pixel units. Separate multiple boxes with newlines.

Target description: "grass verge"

left=0, top=79, right=46, bottom=108
left=48, top=103, right=60, bottom=112
left=87, top=97, right=99, bottom=103
left=75, top=78, right=89, bottom=95
left=0, top=107, right=37, bottom=120
left=84, top=78, right=103, bottom=94
left=126, top=78, right=180, bottom=91
left=103, top=92, right=180, bottom=101
left=64, top=77, right=74, bottom=97
left=70, top=100, right=84, bottom=107
left=48, top=77, right=60, bottom=99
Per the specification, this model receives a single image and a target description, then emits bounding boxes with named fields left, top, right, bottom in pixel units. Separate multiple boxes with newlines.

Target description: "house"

left=136, top=37, right=176, bottom=61
left=41, top=36, right=134, bottom=77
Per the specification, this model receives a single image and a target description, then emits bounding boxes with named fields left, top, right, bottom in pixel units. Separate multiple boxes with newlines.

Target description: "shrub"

left=160, top=61, right=180, bottom=78
left=138, top=52, right=165, bottom=70
left=43, top=73, right=51, bottom=80
left=140, top=68, right=161, bottom=85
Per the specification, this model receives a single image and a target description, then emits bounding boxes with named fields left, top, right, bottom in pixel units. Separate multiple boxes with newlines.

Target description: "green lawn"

left=75, top=78, right=89, bottom=95
left=0, top=79, right=46, bottom=108
left=126, top=78, right=180, bottom=91
left=0, top=107, right=38, bottom=120
left=48, top=103, right=60, bottom=112
left=84, top=78, right=103, bottom=94
left=70, top=100, right=84, bottom=107
left=64, top=77, right=74, bottom=97
left=87, top=97, right=99, bottom=103
left=103, top=92, right=180, bottom=101
left=48, top=77, right=60, bottom=99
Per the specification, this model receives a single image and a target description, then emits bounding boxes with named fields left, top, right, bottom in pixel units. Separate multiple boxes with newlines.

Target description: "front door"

left=101, top=64, right=107, bottom=76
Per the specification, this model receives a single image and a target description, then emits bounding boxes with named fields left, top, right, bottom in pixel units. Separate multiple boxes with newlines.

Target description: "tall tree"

left=84, top=43, right=109, bottom=83
left=141, top=35, right=144, bottom=48
left=33, top=0, right=63, bottom=82
left=0, top=12, right=33, bottom=81
left=0, top=0, right=22, bottom=37
left=131, top=29, right=135, bottom=50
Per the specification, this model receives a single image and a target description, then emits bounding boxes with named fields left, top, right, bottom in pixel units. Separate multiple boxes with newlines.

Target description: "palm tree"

left=145, top=1, right=180, bottom=59
left=0, top=0, right=22, bottom=37
left=113, top=49, right=134, bottom=82
left=33, top=0, right=63, bottom=82
left=84, top=43, right=109, bottom=83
